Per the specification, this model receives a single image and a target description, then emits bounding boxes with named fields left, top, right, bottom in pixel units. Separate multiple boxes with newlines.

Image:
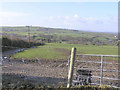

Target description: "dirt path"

left=2, top=46, right=36, bottom=57
left=2, top=48, right=24, bottom=57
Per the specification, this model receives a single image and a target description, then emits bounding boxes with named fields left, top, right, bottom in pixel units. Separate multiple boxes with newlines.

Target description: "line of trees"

left=2, top=37, right=45, bottom=52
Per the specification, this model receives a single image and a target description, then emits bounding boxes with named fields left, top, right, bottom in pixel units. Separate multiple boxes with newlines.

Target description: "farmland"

left=1, top=26, right=119, bottom=89
left=2, top=26, right=118, bottom=46
left=2, top=27, right=117, bottom=38
left=12, top=43, right=118, bottom=60
left=1, top=26, right=118, bottom=54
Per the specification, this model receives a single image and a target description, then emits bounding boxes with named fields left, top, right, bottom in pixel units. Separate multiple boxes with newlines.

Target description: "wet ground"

left=2, top=59, right=68, bottom=88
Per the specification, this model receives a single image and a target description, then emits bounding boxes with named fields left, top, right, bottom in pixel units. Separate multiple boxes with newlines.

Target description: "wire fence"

left=68, top=54, right=120, bottom=87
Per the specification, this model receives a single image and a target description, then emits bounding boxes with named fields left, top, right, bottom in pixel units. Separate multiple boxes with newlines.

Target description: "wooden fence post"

left=100, top=55, right=103, bottom=85
left=67, top=47, right=76, bottom=88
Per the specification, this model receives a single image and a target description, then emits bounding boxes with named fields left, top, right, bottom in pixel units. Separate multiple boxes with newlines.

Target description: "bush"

left=2, top=37, right=45, bottom=51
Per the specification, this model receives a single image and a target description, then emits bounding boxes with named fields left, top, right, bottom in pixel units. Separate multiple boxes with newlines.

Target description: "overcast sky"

left=0, top=2, right=118, bottom=32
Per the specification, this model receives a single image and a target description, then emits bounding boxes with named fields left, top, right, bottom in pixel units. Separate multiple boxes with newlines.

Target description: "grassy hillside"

left=2, top=26, right=117, bottom=38
left=12, top=43, right=118, bottom=60
left=2, top=26, right=118, bottom=46
left=2, top=26, right=118, bottom=60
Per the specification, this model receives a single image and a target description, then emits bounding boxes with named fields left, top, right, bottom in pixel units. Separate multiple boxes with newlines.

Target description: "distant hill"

left=1, top=26, right=118, bottom=46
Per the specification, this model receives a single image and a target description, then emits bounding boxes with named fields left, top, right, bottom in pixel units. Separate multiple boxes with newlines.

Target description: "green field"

left=2, top=26, right=118, bottom=60
left=2, top=26, right=117, bottom=39
left=13, top=43, right=118, bottom=60
left=2, top=26, right=118, bottom=47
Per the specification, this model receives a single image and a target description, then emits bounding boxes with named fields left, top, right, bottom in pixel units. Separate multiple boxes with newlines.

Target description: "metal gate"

left=68, top=54, right=120, bottom=87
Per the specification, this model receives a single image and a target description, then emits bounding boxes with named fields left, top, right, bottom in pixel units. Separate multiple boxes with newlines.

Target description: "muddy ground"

left=2, top=57, right=119, bottom=89
left=2, top=59, right=69, bottom=88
